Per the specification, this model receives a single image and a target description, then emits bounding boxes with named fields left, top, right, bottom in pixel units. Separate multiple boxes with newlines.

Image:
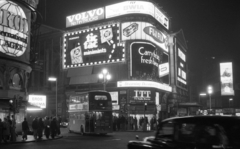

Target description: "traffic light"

left=144, top=103, right=147, bottom=111
left=9, top=99, right=14, bottom=111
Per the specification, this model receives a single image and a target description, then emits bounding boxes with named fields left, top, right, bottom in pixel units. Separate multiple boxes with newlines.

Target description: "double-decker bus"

left=68, top=90, right=113, bottom=134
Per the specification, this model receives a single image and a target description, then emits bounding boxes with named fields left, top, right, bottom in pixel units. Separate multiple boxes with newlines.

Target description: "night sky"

left=37, top=0, right=240, bottom=77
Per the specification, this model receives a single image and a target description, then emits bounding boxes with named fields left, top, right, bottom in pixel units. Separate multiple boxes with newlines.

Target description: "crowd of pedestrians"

left=0, top=115, right=16, bottom=143
left=29, top=116, right=61, bottom=141
left=112, top=115, right=158, bottom=131
left=0, top=115, right=62, bottom=144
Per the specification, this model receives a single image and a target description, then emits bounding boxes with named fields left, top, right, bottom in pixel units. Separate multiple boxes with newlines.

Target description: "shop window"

left=9, top=73, right=22, bottom=90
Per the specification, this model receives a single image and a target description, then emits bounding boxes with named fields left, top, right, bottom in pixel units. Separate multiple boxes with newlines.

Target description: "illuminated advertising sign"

left=117, top=81, right=172, bottom=92
left=121, top=22, right=169, bottom=52
left=130, top=42, right=161, bottom=80
left=159, top=62, right=169, bottom=77
left=0, top=1, right=30, bottom=63
left=177, top=48, right=187, bottom=85
left=28, top=95, right=46, bottom=109
left=109, top=91, right=118, bottom=105
left=129, top=89, right=155, bottom=104
left=63, top=23, right=125, bottom=69
left=106, top=1, right=169, bottom=30
left=66, top=7, right=105, bottom=28
left=106, top=1, right=154, bottom=19
left=220, top=62, right=234, bottom=96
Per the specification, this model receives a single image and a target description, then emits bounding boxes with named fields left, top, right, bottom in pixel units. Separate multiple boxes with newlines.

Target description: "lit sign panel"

left=220, top=62, right=234, bottom=96
left=0, top=1, right=29, bottom=57
left=121, top=22, right=169, bottom=52
left=109, top=91, right=118, bottom=105
left=159, top=62, right=169, bottom=77
left=177, top=47, right=187, bottom=85
left=106, top=1, right=169, bottom=30
left=28, top=95, right=46, bottom=109
left=63, top=23, right=125, bottom=69
left=117, top=81, right=172, bottom=92
left=106, top=1, right=154, bottom=19
left=66, top=7, right=105, bottom=28
left=129, top=90, right=155, bottom=104
left=130, top=42, right=160, bottom=79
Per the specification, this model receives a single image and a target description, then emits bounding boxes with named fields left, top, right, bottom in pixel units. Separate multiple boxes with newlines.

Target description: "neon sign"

left=63, top=23, right=125, bottom=69
left=0, top=1, right=29, bottom=57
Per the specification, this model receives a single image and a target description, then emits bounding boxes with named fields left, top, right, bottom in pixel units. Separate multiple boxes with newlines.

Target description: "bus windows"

left=94, top=95, right=107, bottom=100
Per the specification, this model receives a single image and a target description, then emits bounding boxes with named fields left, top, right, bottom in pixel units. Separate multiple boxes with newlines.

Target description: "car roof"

left=162, top=115, right=240, bottom=123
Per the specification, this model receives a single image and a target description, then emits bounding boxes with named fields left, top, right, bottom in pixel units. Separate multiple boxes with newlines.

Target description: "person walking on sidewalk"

left=32, top=117, right=39, bottom=140
left=3, top=117, right=10, bottom=143
left=37, top=118, right=44, bottom=140
left=22, top=118, right=29, bottom=140
left=44, top=117, right=50, bottom=139
left=0, top=118, right=3, bottom=143
left=50, top=117, right=57, bottom=139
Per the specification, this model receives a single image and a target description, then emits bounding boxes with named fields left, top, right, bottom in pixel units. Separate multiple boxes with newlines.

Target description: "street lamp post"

left=98, top=69, right=111, bottom=91
left=207, top=86, right=213, bottom=110
left=48, top=77, right=57, bottom=117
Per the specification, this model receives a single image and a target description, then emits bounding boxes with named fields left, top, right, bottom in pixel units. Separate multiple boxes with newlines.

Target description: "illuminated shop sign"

left=66, top=7, right=105, bottom=28
left=130, top=42, right=161, bottom=80
left=63, top=23, right=125, bottom=69
left=28, top=95, right=46, bottom=109
left=121, top=22, right=169, bottom=52
left=177, top=48, right=187, bottom=85
left=220, top=62, right=234, bottom=96
left=106, top=1, right=169, bottom=30
left=109, top=91, right=118, bottom=105
left=129, top=90, right=155, bottom=104
left=0, top=0, right=29, bottom=57
left=117, top=81, right=172, bottom=92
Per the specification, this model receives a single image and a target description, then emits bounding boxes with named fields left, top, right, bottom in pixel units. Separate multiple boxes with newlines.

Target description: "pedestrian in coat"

left=44, top=117, right=50, bottom=139
left=0, top=118, right=3, bottom=143
left=32, top=117, right=39, bottom=140
left=22, top=118, right=29, bottom=140
left=56, top=117, right=61, bottom=135
left=3, top=118, right=10, bottom=142
left=37, top=118, right=44, bottom=139
left=50, top=117, right=57, bottom=138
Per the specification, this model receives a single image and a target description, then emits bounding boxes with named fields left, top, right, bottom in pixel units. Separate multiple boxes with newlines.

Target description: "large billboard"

left=63, top=23, right=125, bottom=69
left=121, top=22, right=169, bottom=52
left=0, top=0, right=30, bottom=64
left=220, top=62, right=234, bottom=96
left=106, top=1, right=169, bottom=30
left=130, top=41, right=170, bottom=85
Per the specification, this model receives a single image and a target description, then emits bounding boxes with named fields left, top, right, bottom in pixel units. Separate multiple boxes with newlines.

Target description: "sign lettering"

left=66, top=7, right=104, bottom=27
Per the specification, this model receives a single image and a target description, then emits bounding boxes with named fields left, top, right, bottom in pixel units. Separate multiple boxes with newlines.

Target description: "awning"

left=178, top=102, right=201, bottom=107
left=69, top=74, right=98, bottom=85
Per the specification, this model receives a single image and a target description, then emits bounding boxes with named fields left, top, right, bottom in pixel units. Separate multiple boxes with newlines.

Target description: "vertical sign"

left=220, top=62, right=234, bottom=96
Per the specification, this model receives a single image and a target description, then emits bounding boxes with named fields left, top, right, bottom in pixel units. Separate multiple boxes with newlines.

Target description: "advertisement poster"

left=130, top=42, right=161, bottom=81
left=106, top=1, right=169, bottom=30
left=63, top=23, right=124, bottom=68
left=121, top=22, right=169, bottom=52
left=177, top=47, right=187, bottom=85
left=220, top=62, right=234, bottom=96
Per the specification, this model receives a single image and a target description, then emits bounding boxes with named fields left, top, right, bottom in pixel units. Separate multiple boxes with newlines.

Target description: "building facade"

left=62, top=0, right=189, bottom=128
left=0, top=0, right=39, bottom=123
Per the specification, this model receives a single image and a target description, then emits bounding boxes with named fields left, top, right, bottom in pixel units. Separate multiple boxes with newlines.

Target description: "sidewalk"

left=0, top=129, right=67, bottom=145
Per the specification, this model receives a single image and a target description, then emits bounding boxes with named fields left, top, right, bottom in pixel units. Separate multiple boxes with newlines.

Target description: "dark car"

left=128, top=115, right=240, bottom=149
